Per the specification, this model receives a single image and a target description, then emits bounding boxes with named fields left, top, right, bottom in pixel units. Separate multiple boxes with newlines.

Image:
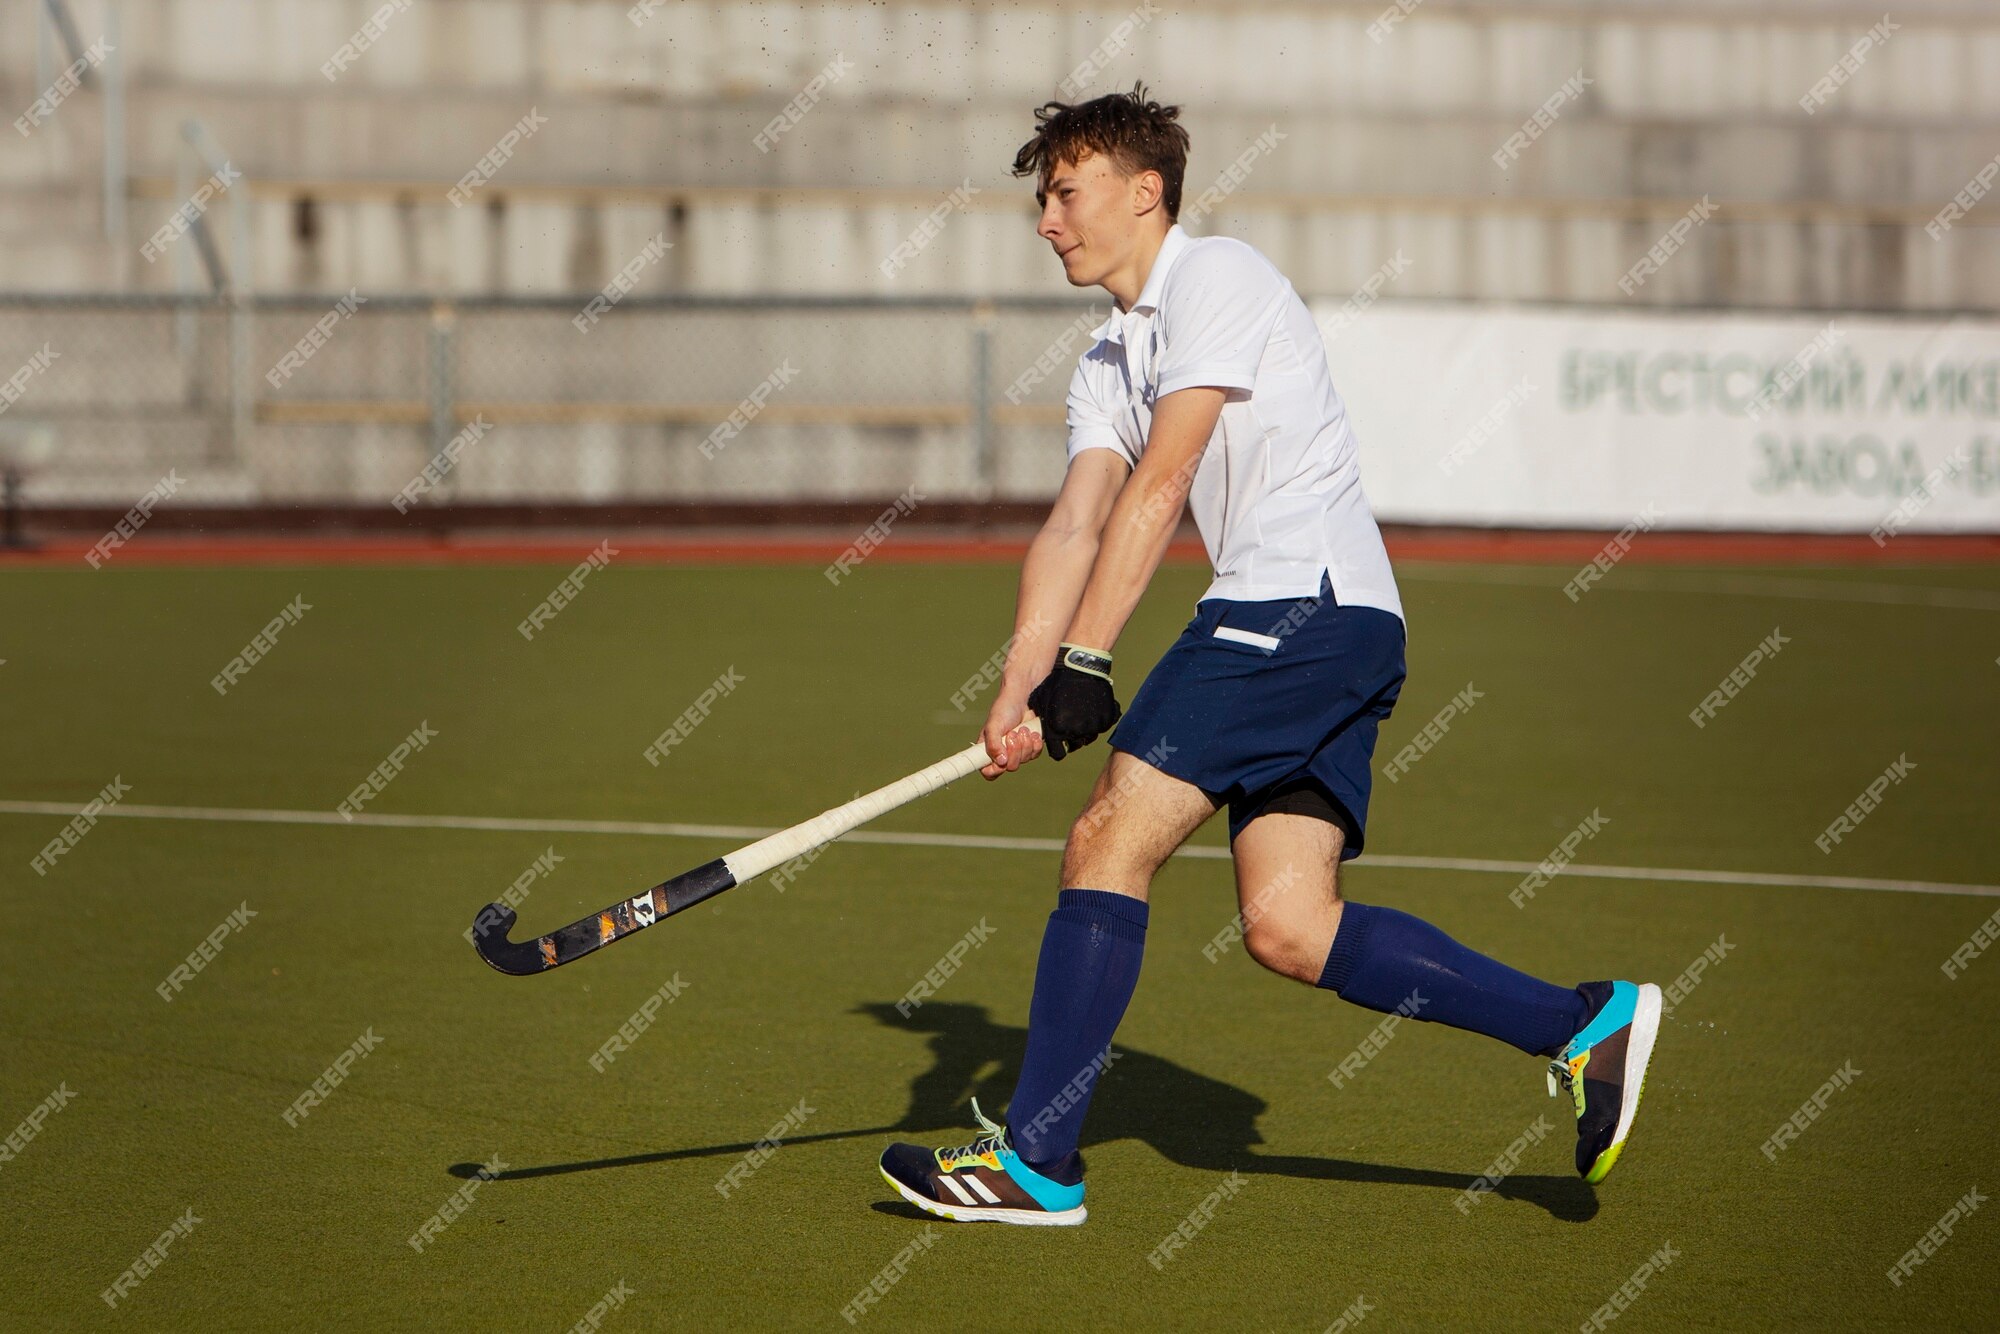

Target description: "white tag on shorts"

left=1212, top=625, right=1281, bottom=651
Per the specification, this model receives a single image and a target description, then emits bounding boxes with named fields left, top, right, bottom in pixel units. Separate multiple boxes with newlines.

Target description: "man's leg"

left=1228, top=808, right=1342, bottom=980
left=876, top=746, right=1219, bottom=1223
left=1230, top=805, right=1663, bottom=1184
left=1005, top=747, right=1220, bottom=1174
left=1229, top=804, right=1588, bottom=1057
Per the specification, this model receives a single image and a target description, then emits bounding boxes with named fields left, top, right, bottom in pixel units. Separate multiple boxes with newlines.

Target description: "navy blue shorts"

left=1107, top=574, right=1406, bottom=857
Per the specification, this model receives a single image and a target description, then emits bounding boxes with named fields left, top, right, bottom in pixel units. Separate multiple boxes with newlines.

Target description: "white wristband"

left=1058, top=643, right=1114, bottom=683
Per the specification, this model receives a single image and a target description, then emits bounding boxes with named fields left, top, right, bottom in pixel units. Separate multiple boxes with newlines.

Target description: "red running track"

left=6, top=529, right=1999, bottom=567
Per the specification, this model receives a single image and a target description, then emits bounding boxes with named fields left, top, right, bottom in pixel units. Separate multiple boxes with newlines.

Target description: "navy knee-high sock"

left=1005, top=889, right=1148, bottom=1175
left=1316, top=902, right=1588, bottom=1056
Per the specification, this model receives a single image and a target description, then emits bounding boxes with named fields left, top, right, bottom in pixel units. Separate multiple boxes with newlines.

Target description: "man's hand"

left=1026, top=646, right=1122, bottom=760
left=980, top=693, right=1045, bottom=780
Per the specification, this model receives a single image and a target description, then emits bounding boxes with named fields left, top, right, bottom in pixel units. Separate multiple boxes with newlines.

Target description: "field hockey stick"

left=471, top=718, right=1042, bottom=975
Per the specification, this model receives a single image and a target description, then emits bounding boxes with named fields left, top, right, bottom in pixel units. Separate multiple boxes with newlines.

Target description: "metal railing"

left=0, top=294, right=1103, bottom=506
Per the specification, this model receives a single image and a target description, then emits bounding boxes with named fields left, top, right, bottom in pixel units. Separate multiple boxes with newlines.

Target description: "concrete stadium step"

left=88, top=92, right=2000, bottom=206
left=9, top=0, right=1999, bottom=123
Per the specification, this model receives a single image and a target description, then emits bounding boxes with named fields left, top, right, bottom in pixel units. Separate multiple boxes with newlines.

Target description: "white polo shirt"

left=1065, top=224, right=1403, bottom=620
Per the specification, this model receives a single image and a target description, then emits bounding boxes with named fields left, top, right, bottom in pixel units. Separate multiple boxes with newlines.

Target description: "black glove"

left=1027, top=644, right=1122, bottom=761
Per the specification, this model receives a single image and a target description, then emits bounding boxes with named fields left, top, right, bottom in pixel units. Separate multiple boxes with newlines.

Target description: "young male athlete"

left=877, top=88, right=1662, bottom=1226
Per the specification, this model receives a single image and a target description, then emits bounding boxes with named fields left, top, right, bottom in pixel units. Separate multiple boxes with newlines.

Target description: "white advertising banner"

left=1317, top=301, right=2000, bottom=532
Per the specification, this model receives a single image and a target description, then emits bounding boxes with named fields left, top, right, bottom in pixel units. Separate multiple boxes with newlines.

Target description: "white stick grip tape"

left=722, top=717, right=1042, bottom=885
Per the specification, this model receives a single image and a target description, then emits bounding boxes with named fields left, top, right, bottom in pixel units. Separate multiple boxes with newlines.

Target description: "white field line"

left=1399, top=564, right=2000, bottom=612
left=1, top=798, right=1994, bottom=899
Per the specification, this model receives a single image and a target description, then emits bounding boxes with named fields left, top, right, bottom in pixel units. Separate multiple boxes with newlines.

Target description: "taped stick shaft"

left=471, top=719, right=1039, bottom=974
left=722, top=719, right=1038, bottom=884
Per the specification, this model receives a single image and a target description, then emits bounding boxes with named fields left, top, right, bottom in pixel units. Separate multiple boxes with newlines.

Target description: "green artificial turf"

left=2, top=558, right=1996, bottom=1331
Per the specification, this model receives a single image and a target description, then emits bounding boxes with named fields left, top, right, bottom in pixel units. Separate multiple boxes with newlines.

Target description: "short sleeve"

left=1065, top=359, right=1135, bottom=466
left=1154, top=240, right=1288, bottom=399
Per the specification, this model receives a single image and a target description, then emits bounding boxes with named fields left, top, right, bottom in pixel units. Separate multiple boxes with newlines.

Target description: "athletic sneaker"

left=1548, top=979, right=1663, bottom=1184
left=878, top=1100, right=1087, bottom=1226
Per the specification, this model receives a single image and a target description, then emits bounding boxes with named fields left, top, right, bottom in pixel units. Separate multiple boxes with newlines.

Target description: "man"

left=877, top=87, right=1661, bottom=1226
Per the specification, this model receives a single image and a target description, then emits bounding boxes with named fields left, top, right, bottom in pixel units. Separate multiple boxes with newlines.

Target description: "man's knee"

left=1062, top=808, right=1131, bottom=882
left=1243, top=909, right=1334, bottom=982
left=1064, top=784, right=1145, bottom=873
left=1061, top=751, right=1216, bottom=887
left=1242, top=919, right=1293, bottom=974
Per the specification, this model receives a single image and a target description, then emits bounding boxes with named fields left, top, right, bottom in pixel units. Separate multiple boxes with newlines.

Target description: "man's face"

left=1035, top=151, right=1156, bottom=289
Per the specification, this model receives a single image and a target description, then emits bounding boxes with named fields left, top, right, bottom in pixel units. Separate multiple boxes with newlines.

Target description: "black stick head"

left=469, top=901, right=545, bottom=976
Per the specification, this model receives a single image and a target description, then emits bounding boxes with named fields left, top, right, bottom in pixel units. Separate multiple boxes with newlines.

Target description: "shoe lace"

left=1547, top=1053, right=1587, bottom=1119
left=940, top=1099, right=1010, bottom=1168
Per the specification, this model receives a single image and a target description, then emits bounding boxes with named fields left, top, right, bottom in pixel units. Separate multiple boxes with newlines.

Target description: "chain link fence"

left=0, top=295, right=1110, bottom=509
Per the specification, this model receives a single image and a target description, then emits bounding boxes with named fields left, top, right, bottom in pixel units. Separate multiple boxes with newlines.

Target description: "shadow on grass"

left=449, top=1000, right=1596, bottom=1223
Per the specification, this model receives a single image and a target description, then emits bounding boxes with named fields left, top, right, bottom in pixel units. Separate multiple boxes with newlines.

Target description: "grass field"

left=4, top=555, right=1997, bottom=1331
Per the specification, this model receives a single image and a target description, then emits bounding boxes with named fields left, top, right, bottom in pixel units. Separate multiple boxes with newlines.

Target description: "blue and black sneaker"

left=1548, top=980, right=1663, bottom=1184
left=878, top=1101, right=1087, bottom=1226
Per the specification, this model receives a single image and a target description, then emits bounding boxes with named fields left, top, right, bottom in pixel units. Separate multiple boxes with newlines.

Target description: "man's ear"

left=1131, top=168, right=1165, bottom=218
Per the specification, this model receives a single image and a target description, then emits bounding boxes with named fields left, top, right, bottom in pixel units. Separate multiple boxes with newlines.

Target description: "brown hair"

left=1012, top=83, right=1191, bottom=220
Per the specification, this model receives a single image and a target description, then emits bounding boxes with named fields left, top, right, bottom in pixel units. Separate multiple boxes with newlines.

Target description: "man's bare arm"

left=980, top=448, right=1130, bottom=777
left=1062, top=386, right=1227, bottom=654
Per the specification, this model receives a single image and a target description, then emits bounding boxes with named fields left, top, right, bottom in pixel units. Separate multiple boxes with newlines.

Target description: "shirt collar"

left=1091, top=224, right=1192, bottom=344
